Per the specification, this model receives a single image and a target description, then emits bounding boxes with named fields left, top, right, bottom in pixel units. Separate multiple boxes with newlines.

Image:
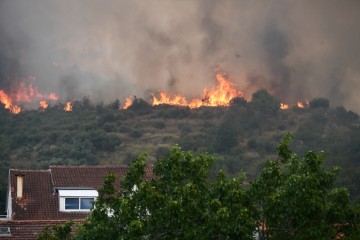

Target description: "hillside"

left=1, top=93, right=360, bottom=213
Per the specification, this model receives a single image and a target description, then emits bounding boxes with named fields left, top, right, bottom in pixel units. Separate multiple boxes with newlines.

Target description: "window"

left=65, top=197, right=94, bottom=210
left=58, top=189, right=98, bottom=212
left=0, top=227, right=11, bottom=236
left=81, top=198, right=94, bottom=209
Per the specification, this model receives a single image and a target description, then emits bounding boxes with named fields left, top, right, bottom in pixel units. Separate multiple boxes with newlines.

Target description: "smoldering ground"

left=0, top=0, right=360, bottom=112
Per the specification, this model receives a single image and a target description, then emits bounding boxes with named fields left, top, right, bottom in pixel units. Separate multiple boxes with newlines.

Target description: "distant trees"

left=309, top=98, right=330, bottom=109
left=214, top=119, right=238, bottom=153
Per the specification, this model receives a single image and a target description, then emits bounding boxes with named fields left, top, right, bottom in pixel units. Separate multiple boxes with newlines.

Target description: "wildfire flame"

left=122, top=97, right=133, bottom=109
left=122, top=68, right=312, bottom=111
left=64, top=101, right=73, bottom=112
left=127, top=68, right=244, bottom=109
left=0, top=77, right=59, bottom=114
left=0, top=90, right=21, bottom=114
left=297, top=101, right=305, bottom=108
left=39, top=100, right=48, bottom=110
left=280, top=103, right=289, bottom=110
left=14, top=79, right=58, bottom=102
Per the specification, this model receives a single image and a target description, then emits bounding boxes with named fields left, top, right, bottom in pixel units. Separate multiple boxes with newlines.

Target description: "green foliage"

left=75, top=146, right=256, bottom=239
left=127, top=97, right=151, bottom=112
left=155, top=146, right=170, bottom=160
left=230, top=97, right=248, bottom=107
left=250, top=132, right=359, bottom=239
left=156, top=105, right=191, bottom=119
left=250, top=89, right=281, bottom=115
left=332, top=106, right=359, bottom=125
left=214, top=119, right=238, bottom=153
left=309, top=98, right=330, bottom=109
left=89, top=131, right=121, bottom=151
left=37, top=221, right=73, bottom=240
left=1, top=95, right=360, bottom=215
left=129, top=130, right=143, bottom=139
left=107, top=99, right=120, bottom=110
left=37, top=136, right=360, bottom=239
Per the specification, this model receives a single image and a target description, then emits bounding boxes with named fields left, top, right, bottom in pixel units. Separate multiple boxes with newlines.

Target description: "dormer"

left=58, top=189, right=98, bottom=212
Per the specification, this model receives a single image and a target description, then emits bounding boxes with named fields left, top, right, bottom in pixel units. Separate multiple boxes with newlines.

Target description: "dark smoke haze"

left=1, top=0, right=360, bottom=111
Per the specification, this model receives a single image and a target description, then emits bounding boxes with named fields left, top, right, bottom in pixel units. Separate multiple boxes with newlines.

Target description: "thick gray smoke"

left=0, top=0, right=360, bottom=111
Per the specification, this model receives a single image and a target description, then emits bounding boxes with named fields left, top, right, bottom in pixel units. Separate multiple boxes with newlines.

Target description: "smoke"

left=0, top=0, right=360, bottom=111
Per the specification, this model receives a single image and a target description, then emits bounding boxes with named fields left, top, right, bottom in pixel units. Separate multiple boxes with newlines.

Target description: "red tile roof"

left=0, top=220, right=80, bottom=240
left=10, top=169, right=88, bottom=221
left=50, top=165, right=130, bottom=189
left=9, top=165, right=153, bottom=221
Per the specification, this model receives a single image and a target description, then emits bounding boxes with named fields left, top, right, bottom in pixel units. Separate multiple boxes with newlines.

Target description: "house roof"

left=0, top=220, right=78, bottom=240
left=50, top=165, right=130, bottom=189
left=9, top=165, right=153, bottom=221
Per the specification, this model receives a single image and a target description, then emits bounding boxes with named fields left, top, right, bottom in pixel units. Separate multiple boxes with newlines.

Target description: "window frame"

left=58, top=189, right=98, bottom=212
left=64, top=197, right=95, bottom=211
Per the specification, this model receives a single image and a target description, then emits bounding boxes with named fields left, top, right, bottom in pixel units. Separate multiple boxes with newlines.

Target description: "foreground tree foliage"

left=74, top=147, right=256, bottom=240
left=249, top=133, right=360, bottom=239
left=38, top=134, right=359, bottom=239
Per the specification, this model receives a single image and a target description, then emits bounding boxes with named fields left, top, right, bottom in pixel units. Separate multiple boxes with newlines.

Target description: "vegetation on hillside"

left=1, top=89, right=360, bottom=214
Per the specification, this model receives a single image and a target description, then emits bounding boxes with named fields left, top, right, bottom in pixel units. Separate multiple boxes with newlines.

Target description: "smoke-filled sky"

left=0, top=0, right=360, bottom=111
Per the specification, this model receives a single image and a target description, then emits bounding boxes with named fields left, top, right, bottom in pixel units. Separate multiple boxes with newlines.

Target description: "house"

left=0, top=165, right=152, bottom=239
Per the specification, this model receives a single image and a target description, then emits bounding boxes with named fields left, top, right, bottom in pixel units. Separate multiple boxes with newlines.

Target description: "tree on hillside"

left=309, top=98, right=330, bottom=109
left=250, top=133, right=360, bottom=239
left=250, top=89, right=280, bottom=115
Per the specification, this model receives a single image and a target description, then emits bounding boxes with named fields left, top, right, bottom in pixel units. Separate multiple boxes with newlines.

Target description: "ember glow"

left=64, top=101, right=73, bottom=112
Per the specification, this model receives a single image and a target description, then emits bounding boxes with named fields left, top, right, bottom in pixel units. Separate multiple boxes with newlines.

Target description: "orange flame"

left=0, top=77, right=59, bottom=114
left=280, top=103, right=289, bottom=110
left=297, top=101, right=305, bottom=108
left=150, top=68, right=243, bottom=109
left=152, top=92, right=188, bottom=107
left=39, top=100, right=48, bottom=109
left=0, top=90, right=21, bottom=114
left=14, top=80, right=58, bottom=103
left=122, top=97, right=133, bottom=109
left=64, top=101, right=73, bottom=112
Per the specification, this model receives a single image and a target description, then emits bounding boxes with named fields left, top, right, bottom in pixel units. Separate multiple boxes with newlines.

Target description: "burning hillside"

left=0, top=67, right=309, bottom=114
left=124, top=67, right=244, bottom=109
left=122, top=67, right=307, bottom=110
left=0, top=77, right=58, bottom=114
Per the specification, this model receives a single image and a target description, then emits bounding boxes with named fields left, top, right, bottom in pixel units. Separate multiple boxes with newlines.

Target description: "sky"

left=0, top=0, right=360, bottom=111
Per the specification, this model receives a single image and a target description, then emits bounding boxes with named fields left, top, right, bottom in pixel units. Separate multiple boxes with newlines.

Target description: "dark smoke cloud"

left=0, top=0, right=360, bottom=112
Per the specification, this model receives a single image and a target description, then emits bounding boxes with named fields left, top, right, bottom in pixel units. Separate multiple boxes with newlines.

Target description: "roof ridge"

left=50, top=165, right=129, bottom=168
left=10, top=169, right=50, bottom=172
left=0, top=219, right=84, bottom=223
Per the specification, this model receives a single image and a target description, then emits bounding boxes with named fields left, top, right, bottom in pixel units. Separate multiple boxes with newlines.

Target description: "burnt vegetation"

left=1, top=90, right=360, bottom=213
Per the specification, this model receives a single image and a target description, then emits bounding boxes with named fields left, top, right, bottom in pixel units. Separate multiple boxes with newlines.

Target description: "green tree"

left=214, top=120, right=238, bottom=153
left=250, top=133, right=359, bottom=239
left=250, top=89, right=280, bottom=115
left=74, top=147, right=256, bottom=239
left=309, top=98, right=330, bottom=109
left=38, top=221, right=73, bottom=240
